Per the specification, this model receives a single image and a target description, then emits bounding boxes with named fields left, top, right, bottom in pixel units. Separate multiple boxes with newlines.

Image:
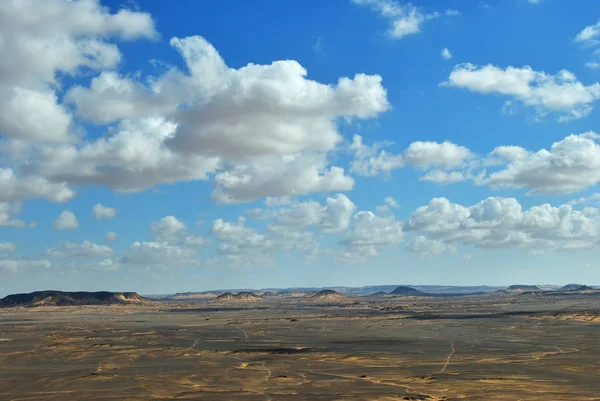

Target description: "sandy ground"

left=0, top=294, right=599, bottom=400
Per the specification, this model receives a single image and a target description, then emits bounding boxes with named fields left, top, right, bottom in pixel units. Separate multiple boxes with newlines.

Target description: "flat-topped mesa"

left=505, top=285, right=541, bottom=293
left=214, top=292, right=264, bottom=302
left=0, top=290, right=147, bottom=307
left=167, top=292, right=222, bottom=300
left=390, top=286, right=425, bottom=296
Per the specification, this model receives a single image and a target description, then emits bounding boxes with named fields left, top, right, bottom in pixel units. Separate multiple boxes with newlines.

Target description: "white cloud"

left=406, top=236, right=451, bottom=256
left=0, top=242, right=16, bottom=252
left=212, top=154, right=355, bottom=203
left=179, top=235, right=207, bottom=247
left=0, top=0, right=156, bottom=143
left=575, top=20, right=600, bottom=45
left=441, top=48, right=452, bottom=60
left=92, top=203, right=116, bottom=219
left=0, top=168, right=75, bottom=203
left=339, top=211, right=404, bottom=260
left=53, top=210, right=79, bottom=230
left=151, top=215, right=186, bottom=236
left=527, top=0, right=541, bottom=4
left=106, top=231, right=118, bottom=242
left=442, top=63, right=600, bottom=121
left=352, top=0, right=442, bottom=39
left=575, top=21, right=600, bottom=69
left=0, top=259, right=51, bottom=274
left=350, top=134, right=472, bottom=177
left=46, top=240, right=113, bottom=258
left=31, top=117, right=221, bottom=193
left=405, top=196, right=600, bottom=251
left=65, top=72, right=180, bottom=125
left=210, top=216, right=316, bottom=267
left=269, top=194, right=356, bottom=233
left=0, top=202, right=35, bottom=228
left=19, top=35, right=387, bottom=203
left=482, top=133, right=600, bottom=194
left=569, top=193, right=600, bottom=206
left=385, top=197, right=399, bottom=208
left=120, top=241, right=196, bottom=265
left=585, top=62, right=600, bottom=69
left=420, top=170, right=466, bottom=184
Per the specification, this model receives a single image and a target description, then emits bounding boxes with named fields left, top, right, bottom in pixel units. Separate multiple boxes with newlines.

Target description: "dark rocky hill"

left=505, top=285, right=541, bottom=293
left=390, top=286, right=425, bottom=296
left=214, top=292, right=264, bottom=301
left=560, top=284, right=593, bottom=291
left=0, top=291, right=146, bottom=307
left=306, top=290, right=349, bottom=302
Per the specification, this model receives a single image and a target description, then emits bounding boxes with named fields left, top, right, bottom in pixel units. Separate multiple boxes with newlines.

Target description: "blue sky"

left=2, top=0, right=600, bottom=296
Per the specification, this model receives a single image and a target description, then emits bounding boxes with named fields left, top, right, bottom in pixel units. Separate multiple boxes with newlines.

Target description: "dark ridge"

left=367, top=291, right=389, bottom=297
left=313, top=290, right=340, bottom=296
left=560, top=284, right=593, bottom=291
left=233, top=292, right=264, bottom=300
left=506, top=285, right=541, bottom=291
left=214, top=292, right=264, bottom=301
left=390, top=286, right=425, bottom=296
left=261, top=291, right=276, bottom=297
left=214, top=292, right=235, bottom=300
left=0, top=291, right=146, bottom=307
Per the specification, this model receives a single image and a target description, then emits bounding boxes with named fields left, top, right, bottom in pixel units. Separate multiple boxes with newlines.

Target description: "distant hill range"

left=166, top=291, right=223, bottom=300
left=560, top=284, right=593, bottom=291
left=501, top=285, right=542, bottom=293
left=366, top=291, right=390, bottom=297
left=497, top=284, right=599, bottom=296
left=214, top=292, right=264, bottom=302
left=0, top=291, right=147, bottom=307
left=305, top=290, right=349, bottom=303
left=390, top=286, right=426, bottom=296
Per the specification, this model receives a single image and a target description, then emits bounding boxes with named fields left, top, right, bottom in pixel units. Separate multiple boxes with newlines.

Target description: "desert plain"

left=0, top=292, right=599, bottom=400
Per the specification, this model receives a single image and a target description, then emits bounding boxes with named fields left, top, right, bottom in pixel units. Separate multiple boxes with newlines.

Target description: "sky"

left=2, top=0, right=600, bottom=296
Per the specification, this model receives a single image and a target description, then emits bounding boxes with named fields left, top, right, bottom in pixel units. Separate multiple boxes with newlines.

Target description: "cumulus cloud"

left=92, top=203, right=116, bottom=219
left=29, top=117, right=221, bottom=193
left=482, top=133, right=600, bottom=194
left=120, top=241, right=196, bottom=265
left=405, top=196, right=600, bottom=251
left=150, top=215, right=186, bottom=236
left=441, top=48, right=452, bottom=60
left=269, top=194, right=356, bottom=232
left=210, top=217, right=316, bottom=267
left=53, top=210, right=79, bottom=230
left=212, top=154, right=355, bottom=203
left=106, top=231, right=118, bottom=242
left=0, top=202, right=35, bottom=228
left=46, top=240, right=113, bottom=258
left=385, top=197, right=399, bottom=208
left=575, top=20, right=600, bottom=45
left=0, top=242, right=16, bottom=252
left=0, top=168, right=75, bottom=203
left=352, top=0, right=452, bottom=39
left=406, top=236, right=452, bottom=256
left=574, top=20, right=600, bottom=69
left=420, top=170, right=466, bottom=184
left=0, top=0, right=156, bottom=143
left=350, top=134, right=472, bottom=177
left=339, top=211, right=404, bottom=260
left=17, top=35, right=387, bottom=203
left=0, top=259, right=51, bottom=274
left=442, top=63, right=600, bottom=121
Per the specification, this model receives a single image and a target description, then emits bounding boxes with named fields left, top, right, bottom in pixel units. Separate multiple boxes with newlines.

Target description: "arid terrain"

left=1, top=291, right=599, bottom=400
